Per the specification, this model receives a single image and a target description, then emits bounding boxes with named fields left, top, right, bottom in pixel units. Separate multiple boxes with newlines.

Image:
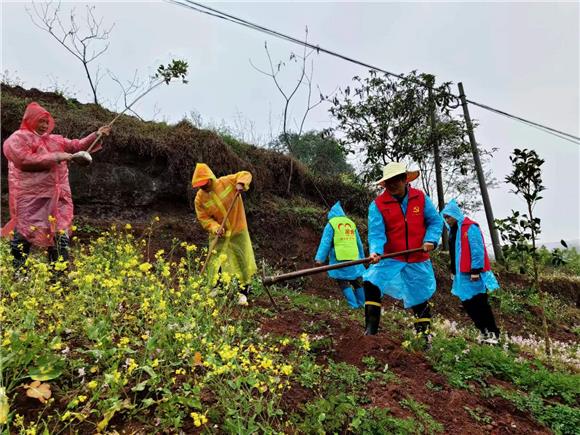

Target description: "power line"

left=466, top=99, right=580, bottom=144
left=168, top=0, right=580, bottom=145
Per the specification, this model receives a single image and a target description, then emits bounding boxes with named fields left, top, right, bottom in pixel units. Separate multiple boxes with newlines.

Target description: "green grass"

left=485, top=386, right=580, bottom=435
left=429, top=336, right=579, bottom=404
left=400, top=398, right=444, bottom=434
left=428, top=334, right=580, bottom=433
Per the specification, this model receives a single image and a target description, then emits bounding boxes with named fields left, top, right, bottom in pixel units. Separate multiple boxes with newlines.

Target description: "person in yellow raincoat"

left=192, top=163, right=257, bottom=305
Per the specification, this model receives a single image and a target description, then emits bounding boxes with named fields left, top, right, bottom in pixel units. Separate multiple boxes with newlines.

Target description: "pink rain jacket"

left=2, top=102, right=101, bottom=247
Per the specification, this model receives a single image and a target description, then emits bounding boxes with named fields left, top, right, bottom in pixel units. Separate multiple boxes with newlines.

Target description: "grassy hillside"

left=0, top=85, right=579, bottom=434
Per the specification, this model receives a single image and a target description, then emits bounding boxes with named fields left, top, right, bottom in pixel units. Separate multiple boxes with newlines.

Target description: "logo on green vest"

left=330, top=217, right=359, bottom=261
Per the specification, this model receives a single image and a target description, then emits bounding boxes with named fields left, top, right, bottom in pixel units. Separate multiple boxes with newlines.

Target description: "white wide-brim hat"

left=375, top=162, right=420, bottom=185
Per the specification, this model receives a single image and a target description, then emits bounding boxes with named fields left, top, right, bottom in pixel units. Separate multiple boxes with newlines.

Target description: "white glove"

left=71, top=151, right=93, bottom=166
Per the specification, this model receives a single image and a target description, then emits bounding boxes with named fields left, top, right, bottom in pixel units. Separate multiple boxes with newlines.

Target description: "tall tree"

left=28, top=1, right=114, bottom=105
left=329, top=70, right=493, bottom=213
left=251, top=28, right=331, bottom=194
left=495, top=149, right=550, bottom=355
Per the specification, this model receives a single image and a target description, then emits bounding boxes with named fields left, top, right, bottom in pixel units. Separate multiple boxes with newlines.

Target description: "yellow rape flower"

left=190, top=412, right=208, bottom=427
left=300, top=333, right=311, bottom=351
left=86, top=381, right=98, bottom=390
left=139, top=262, right=152, bottom=273
left=126, top=358, right=138, bottom=375
left=260, top=358, right=273, bottom=370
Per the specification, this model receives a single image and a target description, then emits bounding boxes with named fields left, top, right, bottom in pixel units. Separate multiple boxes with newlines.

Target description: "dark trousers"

left=11, top=231, right=70, bottom=272
left=363, top=281, right=432, bottom=334
left=462, top=292, right=500, bottom=337
left=364, top=281, right=381, bottom=304
left=336, top=277, right=363, bottom=291
left=410, top=300, right=432, bottom=334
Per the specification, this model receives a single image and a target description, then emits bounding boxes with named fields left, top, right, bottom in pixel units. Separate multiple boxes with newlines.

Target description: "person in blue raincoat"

left=363, top=162, right=443, bottom=343
left=442, top=200, right=500, bottom=343
left=315, top=201, right=366, bottom=308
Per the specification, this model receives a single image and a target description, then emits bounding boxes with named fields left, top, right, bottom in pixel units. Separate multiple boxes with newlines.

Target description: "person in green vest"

left=315, top=201, right=366, bottom=308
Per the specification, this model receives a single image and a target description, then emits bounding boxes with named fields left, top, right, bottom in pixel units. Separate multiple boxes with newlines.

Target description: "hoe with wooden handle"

left=262, top=247, right=425, bottom=286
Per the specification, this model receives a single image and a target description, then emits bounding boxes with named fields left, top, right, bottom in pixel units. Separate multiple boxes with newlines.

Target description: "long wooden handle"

left=86, top=80, right=166, bottom=153
left=200, top=192, right=240, bottom=275
left=262, top=247, right=425, bottom=286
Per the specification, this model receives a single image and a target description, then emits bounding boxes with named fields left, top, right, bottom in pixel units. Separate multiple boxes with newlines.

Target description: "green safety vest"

left=329, top=216, right=359, bottom=261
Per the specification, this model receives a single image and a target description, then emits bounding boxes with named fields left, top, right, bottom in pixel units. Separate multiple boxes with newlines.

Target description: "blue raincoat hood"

left=328, top=201, right=346, bottom=219
left=441, top=199, right=465, bottom=229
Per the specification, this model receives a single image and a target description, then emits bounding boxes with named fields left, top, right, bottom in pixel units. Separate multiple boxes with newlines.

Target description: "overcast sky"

left=2, top=1, right=579, bottom=245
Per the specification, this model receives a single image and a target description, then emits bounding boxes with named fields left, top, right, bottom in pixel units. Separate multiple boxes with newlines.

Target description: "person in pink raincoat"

left=2, top=101, right=111, bottom=272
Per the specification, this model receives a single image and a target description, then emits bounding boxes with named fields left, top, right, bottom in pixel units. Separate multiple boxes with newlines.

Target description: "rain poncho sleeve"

left=314, top=223, right=334, bottom=262
left=221, top=171, right=252, bottom=191
left=467, top=225, right=485, bottom=272
left=423, top=196, right=443, bottom=246
left=60, top=134, right=100, bottom=153
left=194, top=195, right=221, bottom=235
left=368, top=202, right=387, bottom=255
left=356, top=229, right=365, bottom=261
left=3, top=134, right=59, bottom=171
left=1, top=102, right=100, bottom=247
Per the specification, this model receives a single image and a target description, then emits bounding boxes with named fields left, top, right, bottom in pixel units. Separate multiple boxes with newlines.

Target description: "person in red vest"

left=363, top=162, right=443, bottom=346
left=442, top=199, right=500, bottom=344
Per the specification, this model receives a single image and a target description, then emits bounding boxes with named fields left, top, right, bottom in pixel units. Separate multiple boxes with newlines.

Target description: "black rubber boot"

left=48, top=233, right=71, bottom=282
left=364, top=304, right=381, bottom=335
left=411, top=301, right=433, bottom=350
left=363, top=281, right=382, bottom=335
left=10, top=231, right=31, bottom=275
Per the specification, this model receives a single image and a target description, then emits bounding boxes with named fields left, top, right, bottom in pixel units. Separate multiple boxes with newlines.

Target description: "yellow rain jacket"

left=192, top=163, right=257, bottom=285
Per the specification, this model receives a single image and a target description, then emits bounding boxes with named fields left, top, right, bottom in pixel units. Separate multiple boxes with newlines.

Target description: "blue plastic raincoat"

left=363, top=188, right=443, bottom=308
left=315, top=202, right=366, bottom=280
left=441, top=200, right=499, bottom=301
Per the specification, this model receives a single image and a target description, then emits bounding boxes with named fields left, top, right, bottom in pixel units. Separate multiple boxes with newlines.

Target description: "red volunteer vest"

left=374, top=187, right=429, bottom=263
left=459, top=217, right=491, bottom=273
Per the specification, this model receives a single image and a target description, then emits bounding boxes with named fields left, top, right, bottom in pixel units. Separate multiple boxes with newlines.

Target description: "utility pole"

left=426, top=75, right=448, bottom=250
left=457, top=82, right=504, bottom=263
